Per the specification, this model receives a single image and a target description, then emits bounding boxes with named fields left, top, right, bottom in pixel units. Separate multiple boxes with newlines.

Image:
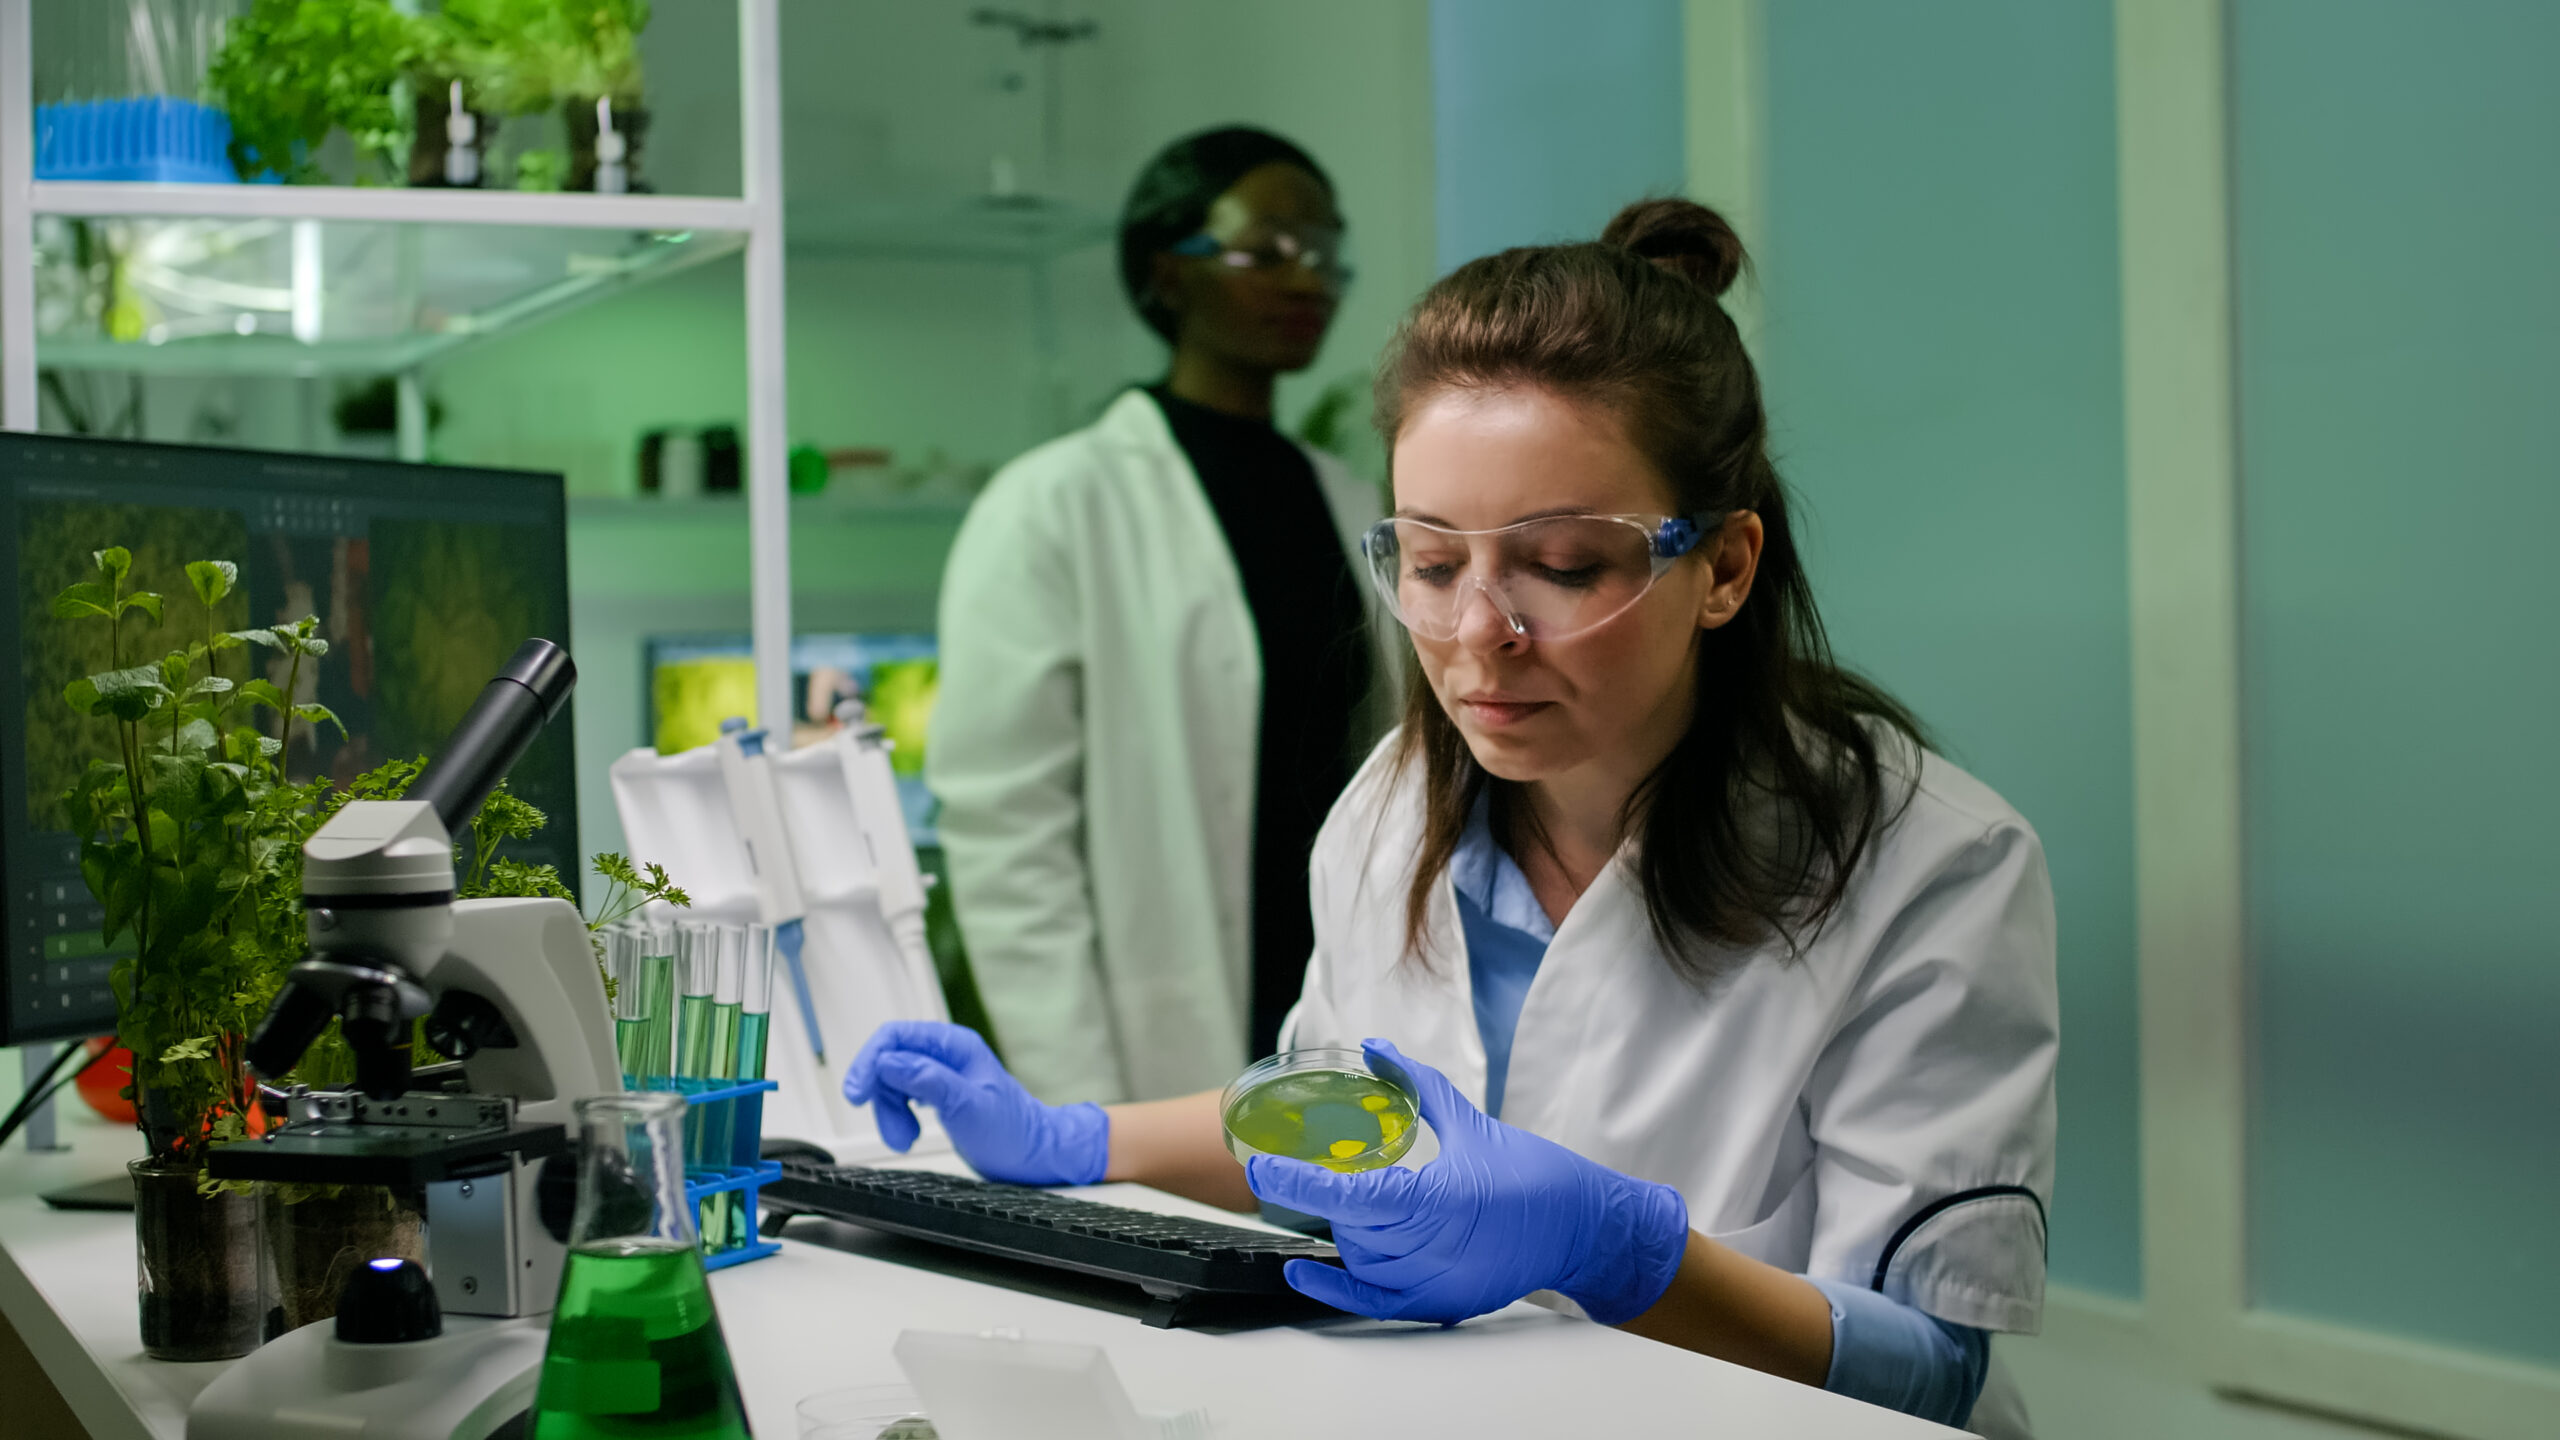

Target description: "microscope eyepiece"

left=405, top=638, right=578, bottom=834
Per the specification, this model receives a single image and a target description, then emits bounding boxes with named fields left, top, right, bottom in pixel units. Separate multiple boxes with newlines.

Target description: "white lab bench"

left=0, top=1103, right=1965, bottom=1439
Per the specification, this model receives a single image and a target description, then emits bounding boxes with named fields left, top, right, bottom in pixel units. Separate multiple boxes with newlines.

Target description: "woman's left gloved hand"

left=1244, top=1038, right=1691, bottom=1326
left=840, top=1021, right=1109, bottom=1187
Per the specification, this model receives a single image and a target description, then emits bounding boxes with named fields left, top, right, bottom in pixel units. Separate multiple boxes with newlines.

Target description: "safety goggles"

left=1360, top=513, right=1714, bottom=643
left=1169, top=222, right=1354, bottom=288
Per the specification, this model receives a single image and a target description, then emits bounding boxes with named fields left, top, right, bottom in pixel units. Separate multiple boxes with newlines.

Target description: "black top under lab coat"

left=1147, top=387, right=1371, bottom=1060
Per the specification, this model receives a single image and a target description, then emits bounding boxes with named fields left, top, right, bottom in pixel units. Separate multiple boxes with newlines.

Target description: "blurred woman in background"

left=929, top=126, right=1392, bottom=1104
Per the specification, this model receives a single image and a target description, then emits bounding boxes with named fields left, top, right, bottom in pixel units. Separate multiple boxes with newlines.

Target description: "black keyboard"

left=763, top=1162, right=1339, bottom=1327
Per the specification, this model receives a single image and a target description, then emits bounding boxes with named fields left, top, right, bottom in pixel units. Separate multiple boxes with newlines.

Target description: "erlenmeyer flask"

left=528, top=1092, right=754, bottom=1438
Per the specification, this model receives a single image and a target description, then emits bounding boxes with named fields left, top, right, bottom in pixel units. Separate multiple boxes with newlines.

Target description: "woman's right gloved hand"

left=840, top=1021, right=1109, bottom=1187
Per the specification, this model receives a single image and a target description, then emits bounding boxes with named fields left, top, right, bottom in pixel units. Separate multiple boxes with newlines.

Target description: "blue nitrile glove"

left=840, top=1021, right=1109, bottom=1187
left=1245, top=1038, right=1691, bottom=1326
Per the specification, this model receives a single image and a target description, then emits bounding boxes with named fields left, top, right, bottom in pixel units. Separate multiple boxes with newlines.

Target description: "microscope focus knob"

left=334, top=1257, right=443, bottom=1345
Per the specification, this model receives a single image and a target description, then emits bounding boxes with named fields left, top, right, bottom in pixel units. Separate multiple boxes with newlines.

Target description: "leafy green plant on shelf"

left=208, top=0, right=428, bottom=184
left=438, top=0, right=652, bottom=190
left=442, top=0, right=650, bottom=110
left=55, top=547, right=687, bottom=1172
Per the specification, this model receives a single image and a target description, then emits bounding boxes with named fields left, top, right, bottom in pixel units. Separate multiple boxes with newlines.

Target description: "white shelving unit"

left=0, top=0, right=800, bottom=739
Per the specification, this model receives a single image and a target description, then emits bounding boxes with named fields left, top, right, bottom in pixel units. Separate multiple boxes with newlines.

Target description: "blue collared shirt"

left=1446, top=799, right=1989, bottom=1427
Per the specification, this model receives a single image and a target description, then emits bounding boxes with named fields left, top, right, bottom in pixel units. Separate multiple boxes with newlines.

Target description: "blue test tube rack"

left=644, top=1076, right=784, bottom=1270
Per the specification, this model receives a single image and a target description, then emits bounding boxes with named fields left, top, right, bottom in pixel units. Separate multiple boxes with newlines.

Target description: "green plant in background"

left=55, top=547, right=686, bottom=1164
left=443, top=0, right=650, bottom=108
left=208, top=0, right=427, bottom=184
left=1294, top=371, right=1389, bottom=497
left=510, top=147, right=566, bottom=191
left=55, top=548, right=340, bottom=1166
left=588, top=852, right=689, bottom=932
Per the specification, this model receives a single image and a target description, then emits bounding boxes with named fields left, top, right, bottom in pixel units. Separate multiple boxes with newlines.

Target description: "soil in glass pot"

left=131, top=1159, right=267, bottom=1361
left=266, top=1183, right=428, bottom=1332
left=566, top=95, right=648, bottom=193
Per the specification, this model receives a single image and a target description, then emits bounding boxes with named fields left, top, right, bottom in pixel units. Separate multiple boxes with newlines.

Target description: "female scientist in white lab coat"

left=928, top=126, right=1393, bottom=1106
left=850, top=198, right=2057, bottom=1431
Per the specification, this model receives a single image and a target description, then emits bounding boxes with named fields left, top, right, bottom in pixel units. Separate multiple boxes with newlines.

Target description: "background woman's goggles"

left=1361, top=513, right=1711, bottom=642
left=1170, top=225, right=1354, bottom=287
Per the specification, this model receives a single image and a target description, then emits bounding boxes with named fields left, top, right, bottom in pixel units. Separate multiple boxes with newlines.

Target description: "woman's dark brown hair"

left=1376, top=196, right=1923, bottom=979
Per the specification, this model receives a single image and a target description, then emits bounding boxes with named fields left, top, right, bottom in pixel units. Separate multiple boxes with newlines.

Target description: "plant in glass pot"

left=54, top=548, right=691, bottom=1353
left=54, top=547, right=340, bottom=1359
left=445, top=0, right=651, bottom=193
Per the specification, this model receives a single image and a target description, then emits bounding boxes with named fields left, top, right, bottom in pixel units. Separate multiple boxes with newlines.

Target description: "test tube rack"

left=651, top=1075, right=785, bottom=1270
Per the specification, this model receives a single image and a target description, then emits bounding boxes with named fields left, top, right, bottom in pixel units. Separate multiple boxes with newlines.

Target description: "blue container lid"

left=36, top=97, right=239, bottom=185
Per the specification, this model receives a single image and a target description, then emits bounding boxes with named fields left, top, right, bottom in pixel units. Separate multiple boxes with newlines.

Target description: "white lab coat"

left=1286, top=729, right=2059, bottom=1336
left=930, top=389, right=1393, bottom=1105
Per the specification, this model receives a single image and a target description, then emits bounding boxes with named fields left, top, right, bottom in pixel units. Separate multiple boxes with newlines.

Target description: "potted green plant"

left=53, top=547, right=685, bottom=1353
left=439, top=0, right=650, bottom=192
left=206, top=0, right=427, bottom=184
left=54, top=547, right=337, bottom=1358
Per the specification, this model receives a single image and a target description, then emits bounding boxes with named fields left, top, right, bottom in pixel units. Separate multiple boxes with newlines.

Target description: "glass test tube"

left=708, top=926, right=744, bottom=1083
left=609, top=927, right=650, bottom=1081
left=735, top=923, right=775, bottom=1082
left=674, top=921, right=720, bottom=1080
left=636, top=919, right=677, bottom=1084
left=699, top=925, right=749, bottom=1253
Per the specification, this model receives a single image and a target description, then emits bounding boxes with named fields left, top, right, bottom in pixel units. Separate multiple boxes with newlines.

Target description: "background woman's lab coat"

left=930, top=390, right=1392, bottom=1104
left=1286, top=730, right=2060, bottom=1336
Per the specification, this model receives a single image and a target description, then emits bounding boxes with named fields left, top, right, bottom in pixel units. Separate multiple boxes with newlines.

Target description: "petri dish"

left=1221, top=1048, right=1420, bottom=1174
left=799, top=1383, right=935, bottom=1439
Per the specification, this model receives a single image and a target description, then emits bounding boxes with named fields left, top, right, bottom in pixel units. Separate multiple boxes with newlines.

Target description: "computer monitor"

left=3, top=435, right=576, bottom=1046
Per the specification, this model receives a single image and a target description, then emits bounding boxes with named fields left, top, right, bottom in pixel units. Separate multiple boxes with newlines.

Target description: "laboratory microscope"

left=189, top=639, right=623, bottom=1440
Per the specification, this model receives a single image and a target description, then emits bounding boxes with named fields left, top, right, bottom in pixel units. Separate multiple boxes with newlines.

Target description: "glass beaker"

left=527, top=1092, right=753, bottom=1439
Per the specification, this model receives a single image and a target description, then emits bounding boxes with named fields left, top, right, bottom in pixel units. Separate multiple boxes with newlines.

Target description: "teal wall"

left=1428, top=0, right=1685, bottom=269
left=2234, top=0, right=2560, bottom=1364
left=1758, top=0, right=2140, bottom=1298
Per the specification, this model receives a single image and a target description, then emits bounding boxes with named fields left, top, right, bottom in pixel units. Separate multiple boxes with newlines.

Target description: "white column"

left=396, top=370, right=428, bottom=462
left=740, top=0, right=794, bottom=744
left=2116, top=0, right=2248, bottom=1372
left=1, top=0, right=37, bottom=430
left=1682, top=0, right=1766, bottom=351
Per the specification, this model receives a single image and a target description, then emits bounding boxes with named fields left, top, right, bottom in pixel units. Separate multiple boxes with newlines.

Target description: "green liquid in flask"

left=1223, top=1068, right=1418, bottom=1173
left=733, top=1012, right=769, bottom=1084
left=528, top=1239, right=752, bottom=1439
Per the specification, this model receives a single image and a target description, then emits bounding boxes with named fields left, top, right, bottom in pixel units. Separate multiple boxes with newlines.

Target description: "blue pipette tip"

left=777, top=918, right=824, bottom=1062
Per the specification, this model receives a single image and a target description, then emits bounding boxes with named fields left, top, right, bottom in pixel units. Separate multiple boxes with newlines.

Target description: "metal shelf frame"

left=0, top=0, right=799, bottom=745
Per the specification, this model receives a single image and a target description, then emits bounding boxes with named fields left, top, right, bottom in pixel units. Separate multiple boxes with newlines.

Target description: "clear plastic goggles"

left=1170, top=222, right=1354, bottom=288
left=1360, top=513, right=1709, bottom=643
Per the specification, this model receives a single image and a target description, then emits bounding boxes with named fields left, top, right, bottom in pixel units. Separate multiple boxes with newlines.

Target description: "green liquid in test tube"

left=707, top=924, right=741, bottom=1083
left=637, top=921, right=677, bottom=1085
left=736, top=922, right=774, bottom=1082
left=720, top=925, right=779, bottom=1252
left=699, top=925, right=747, bottom=1255
left=674, top=922, right=718, bottom=1081
left=608, top=928, right=648, bottom=1083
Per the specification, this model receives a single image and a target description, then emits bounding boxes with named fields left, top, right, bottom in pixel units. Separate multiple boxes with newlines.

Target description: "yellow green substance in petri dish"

left=1223, top=1068, right=1418, bottom=1173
